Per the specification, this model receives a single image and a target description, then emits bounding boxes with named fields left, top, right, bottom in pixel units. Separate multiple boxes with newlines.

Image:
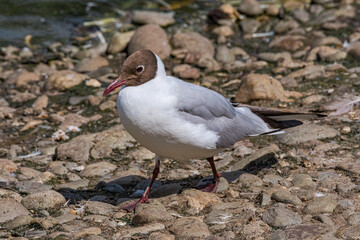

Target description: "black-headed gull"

left=104, top=49, right=319, bottom=211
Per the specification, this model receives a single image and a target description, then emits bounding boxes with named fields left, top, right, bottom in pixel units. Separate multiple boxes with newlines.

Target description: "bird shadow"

left=57, top=155, right=278, bottom=206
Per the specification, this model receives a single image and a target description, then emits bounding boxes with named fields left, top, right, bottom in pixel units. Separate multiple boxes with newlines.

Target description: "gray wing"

left=170, top=77, right=273, bottom=148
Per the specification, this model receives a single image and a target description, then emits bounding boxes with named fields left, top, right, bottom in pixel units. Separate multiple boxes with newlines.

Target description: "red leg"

left=196, top=157, right=221, bottom=193
left=121, top=157, right=160, bottom=211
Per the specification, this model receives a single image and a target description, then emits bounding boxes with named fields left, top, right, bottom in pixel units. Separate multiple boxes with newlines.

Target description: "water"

left=0, top=0, right=220, bottom=47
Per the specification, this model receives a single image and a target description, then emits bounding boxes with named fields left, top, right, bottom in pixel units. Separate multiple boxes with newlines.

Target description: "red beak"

left=103, top=78, right=126, bottom=96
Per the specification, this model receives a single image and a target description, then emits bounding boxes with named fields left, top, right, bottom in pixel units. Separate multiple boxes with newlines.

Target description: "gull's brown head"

left=103, top=50, right=157, bottom=96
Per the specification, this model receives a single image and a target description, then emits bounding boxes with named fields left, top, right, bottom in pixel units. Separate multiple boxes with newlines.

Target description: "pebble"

left=132, top=11, right=175, bottom=27
left=292, top=174, right=316, bottom=188
left=303, top=196, right=338, bottom=214
left=262, top=205, right=302, bottom=227
left=47, top=70, right=88, bottom=90
left=170, top=217, right=211, bottom=239
left=272, top=189, right=303, bottom=205
left=0, top=158, right=18, bottom=173
left=108, top=31, right=135, bottom=54
left=32, top=95, right=49, bottom=112
left=112, top=223, right=165, bottom=239
left=235, top=74, right=289, bottom=103
left=132, top=200, right=173, bottom=226
left=0, top=200, right=30, bottom=223
left=276, top=124, right=339, bottom=145
left=128, top=24, right=171, bottom=60
left=238, top=0, right=262, bottom=16
left=81, top=161, right=117, bottom=177
left=85, top=201, right=118, bottom=216
left=22, top=190, right=66, bottom=210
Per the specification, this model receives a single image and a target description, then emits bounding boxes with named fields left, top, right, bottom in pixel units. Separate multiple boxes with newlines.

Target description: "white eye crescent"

left=136, top=65, right=145, bottom=73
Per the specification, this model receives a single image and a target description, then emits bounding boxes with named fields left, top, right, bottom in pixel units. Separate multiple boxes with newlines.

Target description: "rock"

left=170, top=217, right=211, bottom=239
left=0, top=189, right=23, bottom=202
left=86, top=201, right=118, bottom=216
left=262, top=174, right=283, bottom=186
left=205, top=208, right=233, bottom=225
left=75, top=57, right=109, bottom=72
left=4, top=215, right=34, bottom=230
left=16, top=181, right=53, bottom=194
left=132, top=200, right=173, bottom=226
left=55, top=179, right=89, bottom=190
left=127, top=147, right=156, bottom=161
left=337, top=225, right=360, bottom=240
left=263, top=205, right=302, bottom=227
left=179, top=67, right=200, bottom=80
left=267, top=4, right=280, bottom=16
left=303, top=196, right=338, bottom=214
left=0, top=200, right=29, bottom=223
left=20, top=119, right=43, bottom=131
left=240, top=19, right=261, bottom=33
left=238, top=173, right=263, bottom=188
left=171, top=32, right=215, bottom=66
left=99, top=100, right=116, bottom=111
left=180, top=189, right=221, bottom=215
left=269, top=35, right=305, bottom=52
left=74, top=227, right=102, bottom=239
left=231, top=145, right=279, bottom=171
left=81, top=161, right=117, bottom=177
left=293, top=9, right=310, bottom=23
left=271, top=223, right=331, bottom=240
left=112, top=223, right=165, bottom=239
left=22, top=190, right=66, bottom=210
left=57, top=134, right=95, bottom=162
left=240, top=220, right=271, bottom=240
left=132, top=11, right=175, bottom=27
left=286, top=65, right=326, bottom=80
left=216, top=45, right=235, bottom=64
left=85, top=79, right=101, bottom=88
left=272, top=189, right=303, bottom=205
left=9, top=69, right=41, bottom=89
left=9, top=90, right=36, bottom=103
left=348, top=212, right=360, bottom=225
left=276, top=124, right=339, bottom=145
left=235, top=74, right=290, bottom=103
left=307, top=46, right=347, bottom=62
left=274, top=19, right=300, bottom=34
left=107, top=31, right=135, bottom=54
left=302, top=94, right=324, bottom=105
left=336, top=162, right=360, bottom=175
left=32, top=95, right=49, bottom=111
left=292, top=174, right=315, bottom=188
left=34, top=62, right=55, bottom=76
left=239, top=0, right=262, bottom=16
left=0, top=158, right=18, bottom=173
left=148, top=232, right=175, bottom=240
left=47, top=70, right=88, bottom=90
left=128, top=24, right=171, bottom=60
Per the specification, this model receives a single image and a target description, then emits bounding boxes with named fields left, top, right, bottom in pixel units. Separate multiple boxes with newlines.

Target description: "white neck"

left=154, top=54, right=167, bottom=79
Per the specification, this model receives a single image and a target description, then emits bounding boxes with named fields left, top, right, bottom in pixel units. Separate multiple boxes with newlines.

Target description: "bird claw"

left=195, top=179, right=219, bottom=193
left=121, top=196, right=150, bottom=212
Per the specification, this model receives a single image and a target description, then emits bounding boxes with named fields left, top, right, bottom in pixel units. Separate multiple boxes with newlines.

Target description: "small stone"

left=303, top=196, right=338, bottom=214
left=0, top=159, right=18, bottom=173
left=132, top=200, right=173, bottom=226
left=179, top=67, right=200, bottom=80
left=276, top=124, right=339, bottom=145
left=132, top=11, right=175, bottom=27
left=292, top=174, right=315, bottom=188
left=302, top=95, right=324, bottom=105
left=170, top=217, right=211, bottom=239
left=262, top=205, right=302, bottom=227
left=337, top=225, right=360, bottom=239
left=75, top=57, right=108, bottom=72
left=148, top=232, right=175, bottom=240
left=22, top=190, right=66, bottom=210
left=128, top=24, right=171, bottom=60
left=74, top=227, right=101, bottom=239
left=181, top=189, right=221, bottom=215
left=0, top=189, right=23, bottom=202
left=235, top=74, right=290, bottom=103
left=108, top=31, right=135, bottom=54
left=20, top=119, right=43, bottom=131
left=81, top=161, right=117, bottom=177
left=55, top=179, right=89, bottom=190
left=112, top=223, right=165, bottom=239
left=57, top=134, right=95, bottom=162
left=47, top=70, right=88, bottom=90
left=267, top=4, right=280, bottom=16
left=341, top=126, right=351, bottom=134
left=0, top=200, right=30, bottom=223
left=127, top=147, right=156, bottom=161
left=85, top=79, right=101, bottom=88
left=348, top=212, right=360, bottom=225
left=271, top=223, right=331, bottom=240
left=272, top=189, right=302, bottom=205
left=238, top=173, right=263, bottom=188
left=274, top=19, right=299, bottom=34
left=16, top=181, right=53, bottom=194
left=32, top=95, right=49, bottom=112
left=205, top=208, right=233, bottom=225
left=86, top=201, right=118, bottom=216
left=240, top=19, right=261, bottom=33
left=239, top=0, right=263, bottom=16
left=4, top=215, right=34, bottom=230
left=99, top=100, right=116, bottom=111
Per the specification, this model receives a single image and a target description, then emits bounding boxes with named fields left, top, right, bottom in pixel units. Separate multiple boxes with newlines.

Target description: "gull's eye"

left=136, top=65, right=145, bottom=73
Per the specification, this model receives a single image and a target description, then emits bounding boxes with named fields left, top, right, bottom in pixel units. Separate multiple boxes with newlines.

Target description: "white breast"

left=116, top=77, right=221, bottom=161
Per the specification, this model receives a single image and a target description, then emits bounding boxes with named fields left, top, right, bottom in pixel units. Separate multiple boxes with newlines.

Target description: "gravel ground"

left=1, top=0, right=360, bottom=239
